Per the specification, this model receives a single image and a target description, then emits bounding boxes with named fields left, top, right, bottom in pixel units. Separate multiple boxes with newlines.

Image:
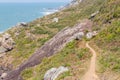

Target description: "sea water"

left=0, top=2, right=68, bottom=32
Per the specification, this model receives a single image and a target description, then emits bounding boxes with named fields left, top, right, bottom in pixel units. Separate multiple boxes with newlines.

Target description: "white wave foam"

left=42, top=9, right=59, bottom=16
left=42, top=11, right=54, bottom=15
left=0, top=31, right=3, bottom=34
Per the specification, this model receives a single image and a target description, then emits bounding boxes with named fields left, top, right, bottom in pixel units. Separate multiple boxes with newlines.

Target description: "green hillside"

left=0, top=0, right=120, bottom=80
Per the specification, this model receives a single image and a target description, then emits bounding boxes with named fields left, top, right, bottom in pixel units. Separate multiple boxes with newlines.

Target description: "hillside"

left=0, top=0, right=120, bottom=80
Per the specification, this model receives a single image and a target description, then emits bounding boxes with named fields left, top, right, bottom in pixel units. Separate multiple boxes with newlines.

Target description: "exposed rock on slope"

left=44, top=66, right=68, bottom=80
left=86, top=31, right=98, bottom=39
left=3, top=19, right=92, bottom=80
left=0, top=33, right=15, bottom=55
left=62, top=0, right=82, bottom=9
left=15, top=22, right=28, bottom=28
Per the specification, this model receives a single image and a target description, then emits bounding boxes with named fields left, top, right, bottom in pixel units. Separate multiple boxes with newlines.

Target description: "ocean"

left=0, top=2, right=68, bottom=32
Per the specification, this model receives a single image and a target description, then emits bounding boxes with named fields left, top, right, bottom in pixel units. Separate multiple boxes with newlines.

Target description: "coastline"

left=0, top=10, right=58, bottom=35
left=0, top=2, right=69, bottom=33
left=0, top=2, right=71, bottom=34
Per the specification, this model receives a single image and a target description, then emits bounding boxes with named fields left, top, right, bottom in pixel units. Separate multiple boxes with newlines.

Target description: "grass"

left=92, top=20, right=120, bottom=76
left=0, top=0, right=105, bottom=68
left=21, top=40, right=91, bottom=80
left=0, top=0, right=120, bottom=79
left=56, top=71, right=71, bottom=80
left=92, top=0, right=120, bottom=74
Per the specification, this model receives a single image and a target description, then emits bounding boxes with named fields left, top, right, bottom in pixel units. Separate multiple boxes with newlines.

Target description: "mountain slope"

left=0, top=0, right=120, bottom=80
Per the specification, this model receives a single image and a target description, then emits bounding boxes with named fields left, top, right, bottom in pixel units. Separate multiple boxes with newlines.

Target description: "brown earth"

left=81, top=42, right=99, bottom=80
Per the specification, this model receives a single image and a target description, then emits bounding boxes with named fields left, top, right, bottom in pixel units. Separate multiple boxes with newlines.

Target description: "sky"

left=0, top=0, right=72, bottom=3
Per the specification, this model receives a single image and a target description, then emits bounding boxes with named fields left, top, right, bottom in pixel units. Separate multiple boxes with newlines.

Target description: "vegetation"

left=90, top=0, right=120, bottom=75
left=21, top=41, right=91, bottom=80
left=93, top=20, right=120, bottom=73
left=1, top=0, right=104, bottom=68
left=0, top=0, right=119, bottom=79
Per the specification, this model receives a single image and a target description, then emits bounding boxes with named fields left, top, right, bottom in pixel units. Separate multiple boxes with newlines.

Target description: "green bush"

left=76, top=48, right=89, bottom=59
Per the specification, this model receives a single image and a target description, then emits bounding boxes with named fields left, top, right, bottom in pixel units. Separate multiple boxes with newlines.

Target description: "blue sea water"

left=0, top=2, right=68, bottom=32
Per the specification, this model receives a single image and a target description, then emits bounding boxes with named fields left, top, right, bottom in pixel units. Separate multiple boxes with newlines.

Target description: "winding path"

left=81, top=42, right=99, bottom=80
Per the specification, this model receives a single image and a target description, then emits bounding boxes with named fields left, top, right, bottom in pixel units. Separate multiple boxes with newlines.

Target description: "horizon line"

left=0, top=1, right=70, bottom=3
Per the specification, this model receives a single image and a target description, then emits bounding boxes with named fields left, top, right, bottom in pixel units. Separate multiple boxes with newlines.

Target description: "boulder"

left=0, top=46, right=7, bottom=53
left=15, top=32, right=20, bottom=36
left=52, top=18, right=59, bottom=23
left=68, top=0, right=79, bottom=6
left=44, top=68, right=57, bottom=80
left=0, top=73, right=7, bottom=79
left=89, top=11, right=99, bottom=19
left=44, top=66, right=69, bottom=80
left=0, top=33, right=15, bottom=54
left=86, top=32, right=93, bottom=39
left=2, top=33, right=11, bottom=40
left=86, top=31, right=98, bottom=39
left=75, top=32, right=84, bottom=40
left=16, top=22, right=28, bottom=27
left=92, top=31, right=98, bottom=36
left=37, top=24, right=40, bottom=27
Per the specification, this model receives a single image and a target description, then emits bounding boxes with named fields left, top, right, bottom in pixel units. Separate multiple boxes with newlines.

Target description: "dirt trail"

left=81, top=42, right=99, bottom=80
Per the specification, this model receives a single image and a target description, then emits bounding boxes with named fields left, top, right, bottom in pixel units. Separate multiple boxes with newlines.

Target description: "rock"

left=2, top=33, right=11, bottom=40
left=0, top=71, right=3, bottom=76
left=15, top=31, right=20, bottom=36
left=68, top=0, right=79, bottom=6
left=89, top=11, right=99, bottom=19
left=16, top=22, right=28, bottom=27
left=0, top=46, right=7, bottom=53
left=0, top=73, right=7, bottom=79
left=15, top=32, right=20, bottom=36
left=86, top=31, right=98, bottom=39
left=25, top=32, right=35, bottom=40
left=0, top=38, right=2, bottom=43
left=52, top=18, right=59, bottom=23
left=37, top=24, right=40, bottom=27
left=71, top=0, right=79, bottom=5
left=63, top=0, right=81, bottom=9
left=75, top=32, right=84, bottom=40
left=44, top=68, right=57, bottom=80
left=44, top=66, right=69, bottom=80
left=0, top=33, right=15, bottom=54
left=79, top=0, right=83, bottom=2
left=92, top=31, right=98, bottom=36
left=18, top=76, right=23, bottom=80
left=86, top=32, right=93, bottom=39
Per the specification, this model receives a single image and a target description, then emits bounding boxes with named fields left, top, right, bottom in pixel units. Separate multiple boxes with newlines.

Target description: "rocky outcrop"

left=75, top=32, right=84, bottom=40
left=44, top=66, right=68, bottom=80
left=86, top=31, right=98, bottom=39
left=15, top=22, right=28, bottom=27
left=0, top=33, right=15, bottom=54
left=0, top=73, right=7, bottom=80
left=89, top=11, right=99, bottom=19
left=61, top=0, right=82, bottom=10
left=69, top=0, right=83, bottom=6
left=52, top=18, right=59, bottom=23
left=69, top=0, right=79, bottom=6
